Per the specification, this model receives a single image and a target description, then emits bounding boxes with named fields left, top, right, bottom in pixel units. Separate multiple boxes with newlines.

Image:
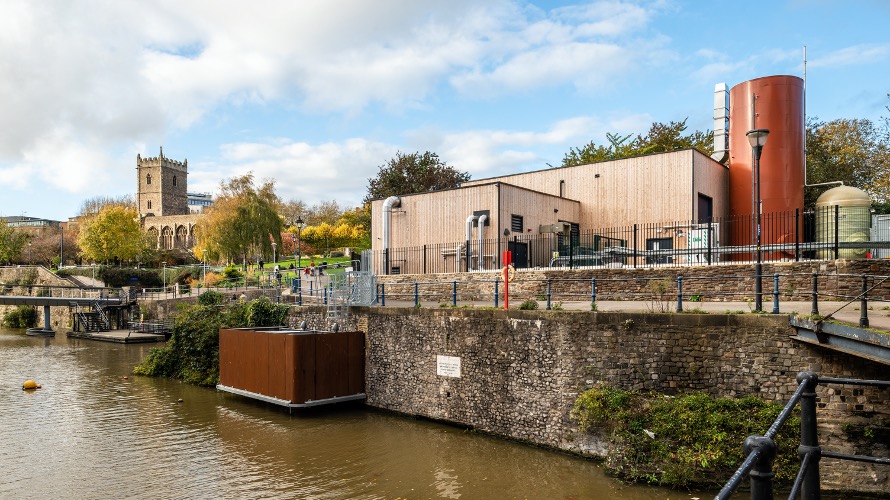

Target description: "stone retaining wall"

left=376, top=259, right=890, bottom=304
left=0, top=266, right=80, bottom=329
left=284, top=306, right=888, bottom=493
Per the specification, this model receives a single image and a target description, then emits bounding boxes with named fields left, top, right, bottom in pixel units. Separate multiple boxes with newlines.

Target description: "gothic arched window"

left=147, top=200, right=152, bottom=210
left=146, top=173, right=152, bottom=185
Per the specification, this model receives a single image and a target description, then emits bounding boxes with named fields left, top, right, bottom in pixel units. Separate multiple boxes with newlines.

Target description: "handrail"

left=367, top=271, right=890, bottom=315
left=715, top=372, right=890, bottom=500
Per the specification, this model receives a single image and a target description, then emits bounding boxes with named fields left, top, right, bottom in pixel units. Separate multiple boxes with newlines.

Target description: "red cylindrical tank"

left=728, top=75, right=805, bottom=256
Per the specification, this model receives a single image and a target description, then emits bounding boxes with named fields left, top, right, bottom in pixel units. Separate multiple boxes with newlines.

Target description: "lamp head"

left=746, top=128, right=770, bottom=149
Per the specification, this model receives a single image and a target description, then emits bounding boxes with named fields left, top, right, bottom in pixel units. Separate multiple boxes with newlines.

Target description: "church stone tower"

left=137, top=147, right=188, bottom=217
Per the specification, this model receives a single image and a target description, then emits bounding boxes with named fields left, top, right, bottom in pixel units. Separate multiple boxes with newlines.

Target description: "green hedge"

left=571, top=385, right=800, bottom=488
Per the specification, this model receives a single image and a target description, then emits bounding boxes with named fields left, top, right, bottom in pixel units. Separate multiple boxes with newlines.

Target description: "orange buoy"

left=22, top=380, right=42, bottom=390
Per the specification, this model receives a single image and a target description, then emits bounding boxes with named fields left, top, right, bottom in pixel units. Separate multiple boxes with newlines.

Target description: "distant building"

left=1, top=216, right=61, bottom=229
left=137, top=147, right=203, bottom=250
left=187, top=192, right=214, bottom=214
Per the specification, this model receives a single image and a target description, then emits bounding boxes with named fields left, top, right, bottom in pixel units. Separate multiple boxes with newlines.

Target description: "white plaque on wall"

left=436, top=355, right=461, bottom=378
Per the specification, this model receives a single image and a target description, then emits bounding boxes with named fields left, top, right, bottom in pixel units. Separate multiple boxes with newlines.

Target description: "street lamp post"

left=747, top=128, right=770, bottom=312
left=296, top=216, right=304, bottom=271
left=202, top=250, right=207, bottom=288
left=162, top=261, right=167, bottom=296
left=28, top=242, right=32, bottom=264
left=271, top=241, right=277, bottom=287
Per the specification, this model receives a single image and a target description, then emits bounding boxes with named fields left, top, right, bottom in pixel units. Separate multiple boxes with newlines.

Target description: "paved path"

left=377, top=299, right=890, bottom=332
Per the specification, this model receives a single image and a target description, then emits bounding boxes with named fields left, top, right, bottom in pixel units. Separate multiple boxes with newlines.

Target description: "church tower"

left=136, top=147, right=188, bottom=217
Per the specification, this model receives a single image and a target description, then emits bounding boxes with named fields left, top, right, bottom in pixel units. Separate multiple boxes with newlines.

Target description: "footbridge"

left=0, top=287, right=132, bottom=336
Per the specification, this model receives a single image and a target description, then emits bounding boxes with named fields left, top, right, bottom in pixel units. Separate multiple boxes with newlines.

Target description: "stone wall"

left=376, top=259, right=890, bottom=303
left=0, top=266, right=81, bottom=329
left=139, top=288, right=889, bottom=492
left=285, top=306, right=887, bottom=493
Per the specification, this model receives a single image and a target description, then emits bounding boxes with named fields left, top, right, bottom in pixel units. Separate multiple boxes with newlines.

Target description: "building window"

left=146, top=173, right=152, bottom=185
left=511, top=215, right=524, bottom=233
left=173, top=175, right=177, bottom=187
left=147, top=200, right=152, bottom=210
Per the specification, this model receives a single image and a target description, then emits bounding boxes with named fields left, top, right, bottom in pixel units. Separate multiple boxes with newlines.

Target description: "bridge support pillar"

left=44, top=305, right=51, bottom=331
left=26, top=305, right=55, bottom=336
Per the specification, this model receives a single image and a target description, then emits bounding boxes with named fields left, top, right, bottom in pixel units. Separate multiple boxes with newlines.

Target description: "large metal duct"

left=711, top=83, right=729, bottom=163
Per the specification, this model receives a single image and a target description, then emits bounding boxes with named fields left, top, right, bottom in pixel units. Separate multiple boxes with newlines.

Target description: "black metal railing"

left=370, top=272, right=890, bottom=313
left=369, top=206, right=888, bottom=275
left=715, top=371, right=890, bottom=499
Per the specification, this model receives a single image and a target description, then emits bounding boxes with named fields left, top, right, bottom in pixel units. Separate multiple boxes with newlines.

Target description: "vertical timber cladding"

left=369, top=183, right=580, bottom=263
left=464, top=149, right=726, bottom=228
left=360, top=307, right=889, bottom=494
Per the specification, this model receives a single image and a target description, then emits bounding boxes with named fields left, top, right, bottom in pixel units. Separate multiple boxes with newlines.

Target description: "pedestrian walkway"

left=377, top=299, right=890, bottom=332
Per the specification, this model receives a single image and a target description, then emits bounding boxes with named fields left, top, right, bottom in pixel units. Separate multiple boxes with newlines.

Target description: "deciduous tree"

left=0, top=220, right=29, bottom=265
left=78, top=205, right=144, bottom=264
left=805, top=117, right=890, bottom=208
left=194, top=173, right=282, bottom=267
left=364, top=151, right=470, bottom=204
left=561, top=119, right=714, bottom=167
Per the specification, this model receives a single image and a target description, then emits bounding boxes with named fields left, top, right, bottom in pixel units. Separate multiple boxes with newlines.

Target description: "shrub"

left=519, top=299, right=539, bottom=310
left=571, top=386, right=800, bottom=488
left=2, top=306, right=38, bottom=328
left=198, top=289, right=224, bottom=306
left=330, top=250, right=345, bottom=258
left=222, top=264, right=243, bottom=281
left=133, top=295, right=289, bottom=386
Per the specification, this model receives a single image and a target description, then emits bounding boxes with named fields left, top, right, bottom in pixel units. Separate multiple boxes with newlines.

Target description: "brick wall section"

left=284, top=306, right=888, bottom=493
left=376, top=259, right=890, bottom=304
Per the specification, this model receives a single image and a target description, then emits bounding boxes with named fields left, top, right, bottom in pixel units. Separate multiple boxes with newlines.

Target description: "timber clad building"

left=370, top=148, right=728, bottom=274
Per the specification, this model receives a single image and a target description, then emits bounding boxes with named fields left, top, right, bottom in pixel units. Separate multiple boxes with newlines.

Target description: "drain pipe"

left=466, top=215, right=478, bottom=271
left=477, top=214, right=487, bottom=270
left=382, top=196, right=401, bottom=274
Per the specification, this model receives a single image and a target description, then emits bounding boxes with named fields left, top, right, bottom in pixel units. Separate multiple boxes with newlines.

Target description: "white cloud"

left=189, top=138, right=398, bottom=207
left=807, top=44, right=890, bottom=69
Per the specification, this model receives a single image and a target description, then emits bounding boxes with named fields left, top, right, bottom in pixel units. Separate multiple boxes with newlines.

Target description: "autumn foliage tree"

left=297, top=222, right=366, bottom=257
left=78, top=205, right=145, bottom=264
left=194, top=173, right=282, bottom=267
left=0, top=220, right=29, bottom=265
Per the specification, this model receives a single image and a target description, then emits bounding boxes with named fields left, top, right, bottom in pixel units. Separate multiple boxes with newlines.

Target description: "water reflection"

left=0, top=327, right=691, bottom=499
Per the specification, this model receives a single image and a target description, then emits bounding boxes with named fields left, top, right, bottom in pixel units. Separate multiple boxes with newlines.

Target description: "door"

left=508, top=241, right=529, bottom=269
left=646, top=237, right=673, bottom=265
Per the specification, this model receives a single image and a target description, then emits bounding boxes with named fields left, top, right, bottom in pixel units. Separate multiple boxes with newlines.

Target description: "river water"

left=0, top=327, right=694, bottom=499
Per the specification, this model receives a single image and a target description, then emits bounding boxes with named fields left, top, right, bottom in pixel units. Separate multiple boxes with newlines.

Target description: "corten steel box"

left=217, top=327, right=365, bottom=408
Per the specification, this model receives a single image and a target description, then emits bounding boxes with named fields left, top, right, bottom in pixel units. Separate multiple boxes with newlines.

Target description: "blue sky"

left=1, top=0, right=888, bottom=221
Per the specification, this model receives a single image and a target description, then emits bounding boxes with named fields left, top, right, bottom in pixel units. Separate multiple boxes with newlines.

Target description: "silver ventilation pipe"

left=466, top=215, right=478, bottom=270
left=477, top=214, right=487, bottom=270
left=382, top=197, right=401, bottom=271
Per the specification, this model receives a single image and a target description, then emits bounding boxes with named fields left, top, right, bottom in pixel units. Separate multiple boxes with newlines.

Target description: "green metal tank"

left=816, top=186, right=871, bottom=258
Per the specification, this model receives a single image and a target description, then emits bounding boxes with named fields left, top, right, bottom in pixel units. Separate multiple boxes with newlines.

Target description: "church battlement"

left=137, top=146, right=187, bottom=172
